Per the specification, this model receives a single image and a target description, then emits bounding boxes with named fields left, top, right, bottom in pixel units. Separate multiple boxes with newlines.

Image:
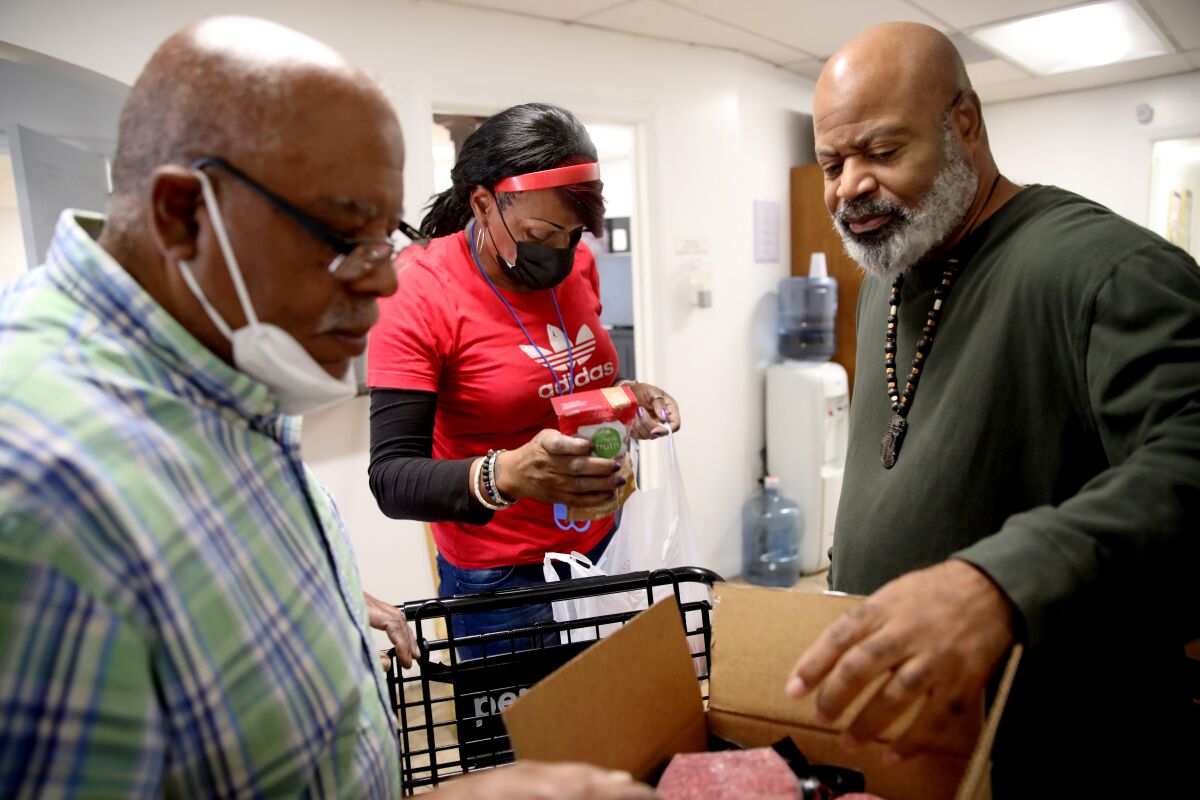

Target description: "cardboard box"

left=503, top=583, right=1021, bottom=800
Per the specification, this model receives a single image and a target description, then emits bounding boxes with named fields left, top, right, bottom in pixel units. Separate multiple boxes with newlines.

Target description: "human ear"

left=468, top=185, right=492, bottom=222
left=952, top=90, right=985, bottom=149
left=147, top=166, right=203, bottom=264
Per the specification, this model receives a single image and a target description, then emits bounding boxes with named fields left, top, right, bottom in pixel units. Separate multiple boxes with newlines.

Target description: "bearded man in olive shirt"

left=784, top=23, right=1199, bottom=794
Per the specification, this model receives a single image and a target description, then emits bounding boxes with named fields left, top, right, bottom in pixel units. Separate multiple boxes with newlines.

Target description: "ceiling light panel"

left=969, top=1, right=1171, bottom=75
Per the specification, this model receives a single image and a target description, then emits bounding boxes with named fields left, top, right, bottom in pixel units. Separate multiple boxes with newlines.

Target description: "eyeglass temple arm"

left=189, top=156, right=356, bottom=256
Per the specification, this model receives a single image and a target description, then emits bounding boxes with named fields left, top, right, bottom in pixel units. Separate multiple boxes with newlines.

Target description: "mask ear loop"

left=192, top=168, right=262, bottom=329
left=486, top=190, right=520, bottom=269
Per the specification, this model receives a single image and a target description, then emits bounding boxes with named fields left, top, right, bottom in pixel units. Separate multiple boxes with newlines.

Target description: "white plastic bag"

left=596, top=429, right=699, bottom=576
left=542, top=551, right=640, bottom=643
left=544, top=430, right=710, bottom=658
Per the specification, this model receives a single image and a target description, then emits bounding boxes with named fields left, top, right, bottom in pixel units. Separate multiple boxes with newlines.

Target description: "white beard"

left=833, top=126, right=979, bottom=281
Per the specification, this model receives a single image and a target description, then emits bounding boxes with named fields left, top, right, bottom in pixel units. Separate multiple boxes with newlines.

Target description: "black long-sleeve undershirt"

left=367, top=388, right=494, bottom=525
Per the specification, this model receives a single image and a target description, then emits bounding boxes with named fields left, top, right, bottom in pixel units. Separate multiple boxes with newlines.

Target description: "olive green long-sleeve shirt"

left=832, top=185, right=1199, bottom=793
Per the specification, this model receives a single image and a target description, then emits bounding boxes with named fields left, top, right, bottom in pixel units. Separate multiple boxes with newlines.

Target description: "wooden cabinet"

left=789, top=164, right=866, bottom=398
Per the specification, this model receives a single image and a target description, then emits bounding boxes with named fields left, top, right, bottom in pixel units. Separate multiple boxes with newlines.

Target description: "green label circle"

left=592, top=427, right=622, bottom=458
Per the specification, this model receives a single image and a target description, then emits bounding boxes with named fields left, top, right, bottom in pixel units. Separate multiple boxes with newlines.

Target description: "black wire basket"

left=383, top=566, right=723, bottom=795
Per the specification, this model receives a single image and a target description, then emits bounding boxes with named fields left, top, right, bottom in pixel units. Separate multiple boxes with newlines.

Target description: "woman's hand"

left=495, top=430, right=625, bottom=509
left=620, top=381, right=681, bottom=440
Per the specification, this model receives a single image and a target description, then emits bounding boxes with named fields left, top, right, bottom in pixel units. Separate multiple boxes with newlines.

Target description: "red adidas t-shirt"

left=367, top=230, right=619, bottom=569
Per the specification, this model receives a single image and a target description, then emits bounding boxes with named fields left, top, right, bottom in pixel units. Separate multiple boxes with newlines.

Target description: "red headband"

left=493, top=162, right=600, bottom=193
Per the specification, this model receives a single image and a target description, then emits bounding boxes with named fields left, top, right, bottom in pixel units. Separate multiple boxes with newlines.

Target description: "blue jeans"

left=436, top=520, right=617, bottom=661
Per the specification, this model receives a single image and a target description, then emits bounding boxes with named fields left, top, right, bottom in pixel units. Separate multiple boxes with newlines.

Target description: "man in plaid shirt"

left=0, top=15, right=652, bottom=800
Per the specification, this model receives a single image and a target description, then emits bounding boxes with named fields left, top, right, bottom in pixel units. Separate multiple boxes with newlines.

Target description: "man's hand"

left=364, top=591, right=419, bottom=670
left=432, top=761, right=658, bottom=800
left=784, top=559, right=1016, bottom=762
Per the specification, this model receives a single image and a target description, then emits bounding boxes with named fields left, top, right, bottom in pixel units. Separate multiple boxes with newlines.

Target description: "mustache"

left=834, top=198, right=911, bottom=243
left=316, top=301, right=379, bottom=335
left=834, top=197, right=907, bottom=226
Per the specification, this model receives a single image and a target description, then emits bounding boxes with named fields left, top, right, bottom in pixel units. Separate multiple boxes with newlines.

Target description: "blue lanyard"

left=468, top=221, right=575, bottom=396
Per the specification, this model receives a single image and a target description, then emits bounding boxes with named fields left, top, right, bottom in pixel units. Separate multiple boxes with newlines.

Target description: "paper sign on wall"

left=754, top=199, right=779, bottom=263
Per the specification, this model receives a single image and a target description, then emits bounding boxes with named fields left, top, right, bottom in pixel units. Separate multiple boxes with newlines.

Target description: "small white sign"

left=674, top=237, right=710, bottom=255
left=754, top=199, right=780, bottom=263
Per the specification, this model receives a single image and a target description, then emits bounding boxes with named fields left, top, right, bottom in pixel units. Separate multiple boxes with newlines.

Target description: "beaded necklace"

left=880, top=261, right=961, bottom=468
left=880, top=172, right=1003, bottom=468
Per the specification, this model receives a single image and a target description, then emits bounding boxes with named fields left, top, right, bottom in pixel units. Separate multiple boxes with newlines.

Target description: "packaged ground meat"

left=551, top=386, right=638, bottom=521
left=656, top=748, right=801, bottom=800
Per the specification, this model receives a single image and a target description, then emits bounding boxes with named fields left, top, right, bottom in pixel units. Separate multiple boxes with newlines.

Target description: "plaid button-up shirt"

left=0, top=212, right=399, bottom=798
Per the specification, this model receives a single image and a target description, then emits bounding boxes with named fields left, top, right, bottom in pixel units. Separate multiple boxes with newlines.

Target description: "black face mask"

left=486, top=197, right=581, bottom=290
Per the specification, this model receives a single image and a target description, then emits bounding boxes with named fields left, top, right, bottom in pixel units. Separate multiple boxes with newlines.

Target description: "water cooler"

left=766, top=254, right=850, bottom=575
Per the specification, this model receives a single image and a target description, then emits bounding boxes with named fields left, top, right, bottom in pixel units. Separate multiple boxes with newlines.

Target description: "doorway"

left=1148, top=135, right=1200, bottom=260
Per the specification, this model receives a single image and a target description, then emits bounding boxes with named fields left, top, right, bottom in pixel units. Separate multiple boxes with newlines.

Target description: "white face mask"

left=177, top=169, right=357, bottom=416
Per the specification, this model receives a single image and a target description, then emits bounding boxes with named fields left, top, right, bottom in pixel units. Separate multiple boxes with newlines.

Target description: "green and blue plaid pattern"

left=0, top=212, right=399, bottom=798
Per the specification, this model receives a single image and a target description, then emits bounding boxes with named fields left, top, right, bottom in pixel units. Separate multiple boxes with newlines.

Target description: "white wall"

left=0, top=208, right=27, bottom=287
left=0, top=0, right=814, bottom=608
left=985, top=70, right=1200, bottom=229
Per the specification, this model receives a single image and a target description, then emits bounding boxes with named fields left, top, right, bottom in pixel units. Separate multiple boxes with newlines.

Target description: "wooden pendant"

left=881, top=413, right=907, bottom=468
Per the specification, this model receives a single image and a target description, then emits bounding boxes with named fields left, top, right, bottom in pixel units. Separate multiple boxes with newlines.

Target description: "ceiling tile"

left=911, top=0, right=1083, bottom=30
left=1146, top=0, right=1200, bottom=51
left=781, top=57, right=827, bottom=81
left=426, top=0, right=627, bottom=23
left=966, top=58, right=1033, bottom=86
left=975, top=76, right=1057, bottom=103
left=1046, top=51, right=1193, bottom=92
left=580, top=0, right=808, bottom=64
left=946, top=33, right=998, bottom=64
left=669, top=0, right=945, bottom=59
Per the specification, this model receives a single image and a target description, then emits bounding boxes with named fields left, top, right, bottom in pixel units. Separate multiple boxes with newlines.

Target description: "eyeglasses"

left=190, top=155, right=401, bottom=282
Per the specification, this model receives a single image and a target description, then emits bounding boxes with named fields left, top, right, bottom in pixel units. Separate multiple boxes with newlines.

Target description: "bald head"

left=108, top=17, right=392, bottom=225
left=815, top=23, right=970, bottom=132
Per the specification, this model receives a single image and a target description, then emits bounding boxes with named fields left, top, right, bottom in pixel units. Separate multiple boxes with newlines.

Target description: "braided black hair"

left=420, top=103, right=605, bottom=239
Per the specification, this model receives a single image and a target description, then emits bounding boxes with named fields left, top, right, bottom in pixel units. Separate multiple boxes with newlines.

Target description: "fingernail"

left=615, top=476, right=627, bottom=487
left=614, top=453, right=626, bottom=462
left=842, top=732, right=861, bottom=751
left=658, top=408, right=669, bottom=422
left=814, top=705, right=833, bottom=724
left=785, top=676, right=807, bottom=698
left=637, top=407, right=645, bottom=418
left=652, top=431, right=665, bottom=439
left=611, top=463, right=621, bottom=473
left=884, top=750, right=903, bottom=766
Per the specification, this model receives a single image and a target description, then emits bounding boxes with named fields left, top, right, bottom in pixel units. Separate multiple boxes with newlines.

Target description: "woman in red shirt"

left=367, top=103, right=680, bottom=658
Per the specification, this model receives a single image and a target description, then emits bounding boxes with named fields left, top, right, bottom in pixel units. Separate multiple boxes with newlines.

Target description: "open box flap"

left=710, top=584, right=988, bottom=758
left=504, top=596, right=707, bottom=779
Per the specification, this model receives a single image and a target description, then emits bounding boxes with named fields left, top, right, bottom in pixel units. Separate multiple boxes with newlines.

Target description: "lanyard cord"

left=467, top=220, right=575, bottom=396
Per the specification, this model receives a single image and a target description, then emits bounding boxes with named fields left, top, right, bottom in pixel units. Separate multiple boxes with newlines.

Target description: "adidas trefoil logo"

left=520, top=324, right=596, bottom=372
left=520, top=324, right=615, bottom=399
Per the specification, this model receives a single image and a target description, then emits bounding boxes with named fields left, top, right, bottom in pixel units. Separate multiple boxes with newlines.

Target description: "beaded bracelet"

left=471, top=457, right=506, bottom=512
left=483, top=449, right=514, bottom=507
